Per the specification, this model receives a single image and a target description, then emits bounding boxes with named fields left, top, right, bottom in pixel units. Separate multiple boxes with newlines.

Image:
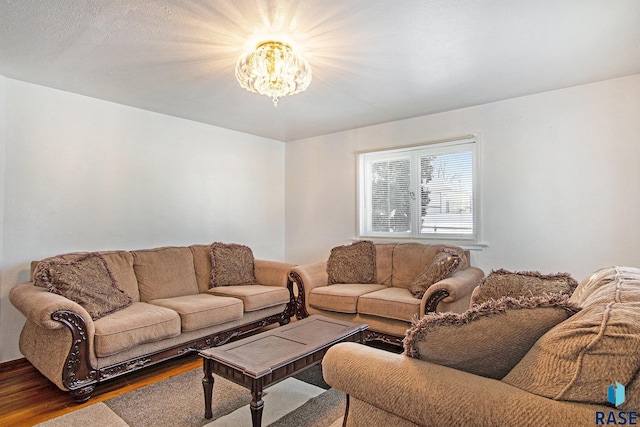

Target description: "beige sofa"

left=9, top=244, right=295, bottom=402
left=289, top=242, right=484, bottom=345
left=323, top=266, right=640, bottom=426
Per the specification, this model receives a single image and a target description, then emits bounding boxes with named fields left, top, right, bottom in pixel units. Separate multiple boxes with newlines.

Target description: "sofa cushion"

left=254, top=259, right=295, bottom=287
left=209, top=242, right=258, bottom=287
left=390, top=244, right=445, bottom=288
left=503, top=266, right=640, bottom=408
left=207, top=285, right=290, bottom=312
left=309, top=284, right=387, bottom=313
left=149, top=294, right=243, bottom=331
left=404, top=294, right=580, bottom=379
left=189, top=244, right=213, bottom=293
left=471, top=269, right=578, bottom=305
left=357, top=287, right=421, bottom=322
left=93, top=302, right=181, bottom=357
left=327, top=240, right=376, bottom=285
left=407, top=248, right=463, bottom=299
left=33, top=252, right=132, bottom=320
left=100, top=251, right=140, bottom=302
left=132, top=247, right=199, bottom=302
left=570, top=266, right=640, bottom=307
left=374, top=244, right=396, bottom=286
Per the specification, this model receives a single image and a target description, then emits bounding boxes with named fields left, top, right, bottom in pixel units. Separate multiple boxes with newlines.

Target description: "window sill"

left=352, top=237, right=488, bottom=251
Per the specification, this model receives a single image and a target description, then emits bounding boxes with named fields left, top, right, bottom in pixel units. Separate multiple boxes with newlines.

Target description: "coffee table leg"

left=202, top=358, right=215, bottom=419
left=250, top=379, right=264, bottom=427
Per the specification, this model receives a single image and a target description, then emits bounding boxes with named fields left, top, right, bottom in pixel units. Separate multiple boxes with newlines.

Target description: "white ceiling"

left=1, top=0, right=639, bottom=142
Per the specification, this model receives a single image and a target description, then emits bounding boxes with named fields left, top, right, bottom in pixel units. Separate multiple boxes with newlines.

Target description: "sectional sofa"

left=9, top=244, right=295, bottom=402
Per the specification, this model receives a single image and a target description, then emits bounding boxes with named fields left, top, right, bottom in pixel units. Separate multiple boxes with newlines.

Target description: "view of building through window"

left=421, top=151, right=473, bottom=235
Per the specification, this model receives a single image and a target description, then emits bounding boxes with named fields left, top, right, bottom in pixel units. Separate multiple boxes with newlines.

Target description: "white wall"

left=0, top=79, right=286, bottom=363
left=0, top=76, right=6, bottom=361
left=2, top=74, right=639, bottom=364
left=285, top=74, right=640, bottom=282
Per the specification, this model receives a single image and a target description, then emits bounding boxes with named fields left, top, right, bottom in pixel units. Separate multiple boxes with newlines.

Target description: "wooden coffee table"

left=198, top=315, right=367, bottom=426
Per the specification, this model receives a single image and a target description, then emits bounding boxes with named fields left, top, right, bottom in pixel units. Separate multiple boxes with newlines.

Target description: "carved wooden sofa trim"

left=56, top=298, right=294, bottom=402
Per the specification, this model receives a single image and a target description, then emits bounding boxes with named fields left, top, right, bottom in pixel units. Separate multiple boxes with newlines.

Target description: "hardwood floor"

left=0, top=353, right=202, bottom=426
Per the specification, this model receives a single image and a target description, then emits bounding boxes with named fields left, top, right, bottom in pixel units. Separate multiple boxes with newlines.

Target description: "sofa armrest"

left=254, top=259, right=296, bottom=288
left=322, top=342, right=598, bottom=427
left=10, top=282, right=99, bottom=401
left=289, top=261, right=328, bottom=319
left=254, top=260, right=297, bottom=321
left=421, top=266, right=484, bottom=315
left=9, top=282, right=95, bottom=330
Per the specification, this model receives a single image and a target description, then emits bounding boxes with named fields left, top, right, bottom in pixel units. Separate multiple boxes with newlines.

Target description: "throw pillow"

left=33, top=252, right=132, bottom=320
left=442, top=245, right=470, bottom=270
left=503, top=266, right=640, bottom=408
left=408, top=248, right=462, bottom=299
left=326, top=240, right=376, bottom=285
left=471, top=269, right=578, bottom=305
left=403, top=294, right=581, bottom=379
left=209, top=242, right=258, bottom=287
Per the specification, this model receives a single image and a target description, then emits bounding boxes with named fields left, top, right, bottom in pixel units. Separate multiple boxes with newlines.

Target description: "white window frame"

left=357, top=135, right=480, bottom=243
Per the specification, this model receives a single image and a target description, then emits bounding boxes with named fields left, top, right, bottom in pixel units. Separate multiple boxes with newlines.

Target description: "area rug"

left=35, top=365, right=345, bottom=427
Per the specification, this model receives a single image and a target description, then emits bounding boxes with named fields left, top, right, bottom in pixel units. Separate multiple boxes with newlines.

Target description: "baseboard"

left=0, top=357, right=28, bottom=371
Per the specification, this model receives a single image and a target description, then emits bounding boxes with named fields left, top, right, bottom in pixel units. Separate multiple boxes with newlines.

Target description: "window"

left=358, top=135, right=478, bottom=241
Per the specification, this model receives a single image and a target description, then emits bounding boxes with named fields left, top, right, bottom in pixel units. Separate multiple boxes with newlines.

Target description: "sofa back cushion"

left=189, top=244, right=212, bottom=293
left=502, top=266, right=640, bottom=409
left=132, top=247, right=199, bottom=302
left=390, top=244, right=447, bottom=288
left=100, top=251, right=140, bottom=302
left=374, top=244, right=396, bottom=286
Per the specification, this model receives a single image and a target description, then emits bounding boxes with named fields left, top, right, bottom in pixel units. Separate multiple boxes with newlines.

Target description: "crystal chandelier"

left=235, top=40, right=312, bottom=107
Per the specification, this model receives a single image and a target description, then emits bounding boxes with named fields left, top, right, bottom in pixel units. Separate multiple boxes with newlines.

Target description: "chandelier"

left=235, top=40, right=312, bottom=107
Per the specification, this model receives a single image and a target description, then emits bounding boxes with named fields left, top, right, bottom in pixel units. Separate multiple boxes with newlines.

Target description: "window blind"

left=358, top=136, right=477, bottom=241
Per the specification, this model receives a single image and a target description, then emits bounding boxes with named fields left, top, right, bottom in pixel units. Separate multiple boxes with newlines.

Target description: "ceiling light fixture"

left=235, top=40, right=312, bottom=107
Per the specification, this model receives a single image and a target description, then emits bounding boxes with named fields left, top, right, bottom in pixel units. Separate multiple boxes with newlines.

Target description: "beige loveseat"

left=289, top=242, right=484, bottom=345
left=9, top=244, right=295, bottom=402
left=323, top=266, right=640, bottom=426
